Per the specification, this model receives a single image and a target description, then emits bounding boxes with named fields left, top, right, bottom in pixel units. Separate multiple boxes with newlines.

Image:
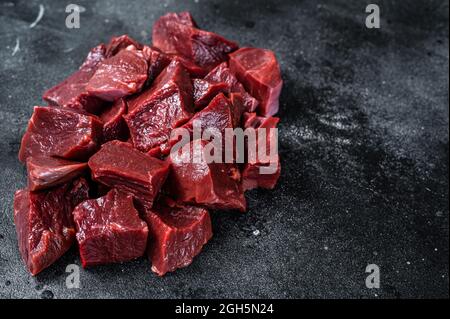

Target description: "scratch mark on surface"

left=29, top=4, right=45, bottom=29
left=12, top=38, right=20, bottom=56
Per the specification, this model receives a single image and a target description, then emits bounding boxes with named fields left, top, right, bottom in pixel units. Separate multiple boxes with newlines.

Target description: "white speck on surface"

left=406, top=261, right=411, bottom=265
left=29, top=4, right=45, bottom=29
left=12, top=38, right=20, bottom=56
left=105, top=19, right=109, bottom=23
left=434, top=248, right=438, bottom=251
left=252, top=229, right=260, bottom=236
left=324, top=246, right=329, bottom=250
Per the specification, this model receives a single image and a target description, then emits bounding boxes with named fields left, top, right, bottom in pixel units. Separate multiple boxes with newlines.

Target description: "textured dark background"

left=0, top=0, right=448, bottom=299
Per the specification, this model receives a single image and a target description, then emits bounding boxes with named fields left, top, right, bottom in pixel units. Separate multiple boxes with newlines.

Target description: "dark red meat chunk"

left=229, top=47, right=283, bottom=116
left=13, top=178, right=89, bottom=275
left=168, top=140, right=246, bottom=212
left=87, top=49, right=148, bottom=101
left=142, top=46, right=172, bottom=84
left=151, top=12, right=196, bottom=54
left=193, top=78, right=228, bottom=109
left=152, top=12, right=238, bottom=69
left=88, top=140, right=170, bottom=207
left=242, top=113, right=281, bottom=191
left=100, top=98, right=128, bottom=142
left=124, top=60, right=193, bottom=152
left=165, top=93, right=236, bottom=157
left=228, top=92, right=247, bottom=127
left=73, top=189, right=148, bottom=267
left=205, top=62, right=258, bottom=112
left=144, top=198, right=212, bottom=276
left=105, top=35, right=143, bottom=58
left=169, top=55, right=208, bottom=77
left=18, top=106, right=103, bottom=163
left=242, top=160, right=281, bottom=191
left=27, top=157, right=87, bottom=191
left=180, top=92, right=234, bottom=138
left=43, top=44, right=107, bottom=114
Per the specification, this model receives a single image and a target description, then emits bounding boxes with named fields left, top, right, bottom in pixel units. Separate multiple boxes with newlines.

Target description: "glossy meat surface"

left=27, top=156, right=87, bottom=191
left=87, top=49, right=148, bottom=101
left=43, top=44, right=107, bottom=114
left=125, top=60, right=193, bottom=152
left=168, top=140, right=246, bottom=212
left=18, top=106, right=103, bottom=163
left=88, top=140, right=170, bottom=207
left=241, top=113, right=281, bottom=190
left=205, top=62, right=258, bottom=112
left=105, top=34, right=143, bottom=58
left=73, top=189, right=148, bottom=267
left=229, top=47, right=283, bottom=116
left=192, top=78, right=228, bottom=109
left=99, top=98, right=128, bottom=142
left=142, top=46, right=172, bottom=84
left=153, top=12, right=238, bottom=69
left=181, top=93, right=235, bottom=137
left=144, top=198, right=212, bottom=276
left=13, top=178, right=89, bottom=275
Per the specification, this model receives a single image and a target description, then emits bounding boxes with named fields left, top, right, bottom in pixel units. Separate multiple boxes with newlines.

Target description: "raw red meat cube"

left=88, top=140, right=170, bottom=207
left=180, top=92, right=235, bottom=137
left=99, top=98, right=128, bottom=142
left=105, top=34, right=143, bottom=58
left=242, top=160, right=281, bottom=191
left=87, top=48, right=148, bottom=101
left=165, top=93, right=236, bottom=157
left=152, top=12, right=238, bottom=69
left=142, top=46, right=171, bottom=84
left=243, top=112, right=279, bottom=129
left=229, top=47, right=283, bottom=116
left=124, top=60, right=193, bottom=152
left=168, top=140, right=246, bottom=212
left=205, top=62, right=258, bottom=112
left=73, top=189, right=148, bottom=267
left=43, top=44, right=107, bottom=114
left=169, top=55, right=209, bottom=77
left=144, top=198, right=212, bottom=276
left=192, top=78, right=228, bottom=109
left=18, top=106, right=103, bottom=163
left=151, top=12, right=197, bottom=54
left=14, top=178, right=89, bottom=275
left=27, top=156, right=87, bottom=191
left=228, top=92, right=247, bottom=127
left=241, top=113, right=281, bottom=191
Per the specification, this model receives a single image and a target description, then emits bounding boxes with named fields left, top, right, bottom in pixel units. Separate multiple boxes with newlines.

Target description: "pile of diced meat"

left=14, top=12, right=283, bottom=276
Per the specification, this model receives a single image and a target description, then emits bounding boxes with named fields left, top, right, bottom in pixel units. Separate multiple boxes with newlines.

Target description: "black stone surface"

left=0, top=0, right=448, bottom=299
